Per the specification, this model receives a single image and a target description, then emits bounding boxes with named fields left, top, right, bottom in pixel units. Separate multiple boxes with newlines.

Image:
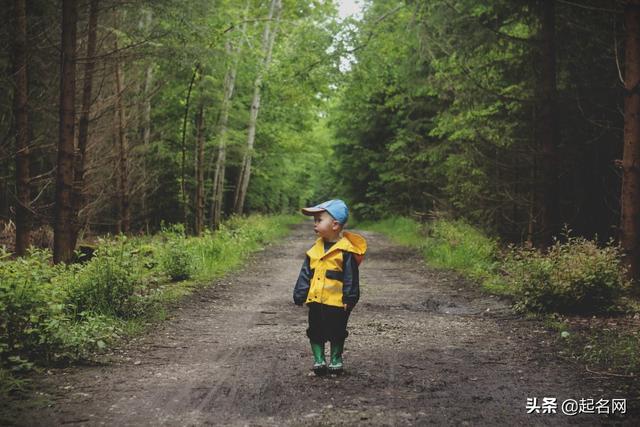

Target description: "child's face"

left=313, top=211, right=341, bottom=241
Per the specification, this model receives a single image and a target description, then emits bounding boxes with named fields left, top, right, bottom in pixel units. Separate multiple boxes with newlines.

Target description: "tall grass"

left=189, top=215, right=296, bottom=279
left=422, top=220, right=500, bottom=284
left=358, top=217, right=425, bottom=248
left=360, top=216, right=503, bottom=291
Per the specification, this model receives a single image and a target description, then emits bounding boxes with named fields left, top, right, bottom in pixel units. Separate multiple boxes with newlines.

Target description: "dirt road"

left=12, top=224, right=638, bottom=425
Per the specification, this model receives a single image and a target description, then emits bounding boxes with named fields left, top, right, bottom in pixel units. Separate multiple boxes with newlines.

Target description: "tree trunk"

left=210, top=141, right=226, bottom=229
left=135, top=9, right=153, bottom=233
left=12, top=0, right=31, bottom=256
left=537, top=0, right=559, bottom=248
left=210, top=34, right=244, bottom=229
left=621, top=0, right=640, bottom=284
left=71, top=0, right=99, bottom=249
left=181, top=65, right=200, bottom=231
left=140, top=9, right=153, bottom=234
left=114, top=27, right=130, bottom=234
left=194, top=102, right=205, bottom=236
left=233, top=0, right=281, bottom=215
left=53, top=0, right=78, bottom=264
left=210, top=1, right=249, bottom=229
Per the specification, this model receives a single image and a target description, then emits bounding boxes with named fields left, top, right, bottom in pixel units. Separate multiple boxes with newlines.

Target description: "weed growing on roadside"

left=158, top=225, right=192, bottom=282
left=0, top=248, right=67, bottom=367
left=66, top=237, right=138, bottom=317
left=48, top=313, right=124, bottom=361
left=0, top=366, right=29, bottom=401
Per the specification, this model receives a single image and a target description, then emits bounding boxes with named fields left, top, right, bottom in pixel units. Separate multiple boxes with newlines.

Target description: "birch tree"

left=233, top=0, right=282, bottom=215
left=139, top=9, right=153, bottom=234
left=114, top=15, right=130, bottom=234
left=210, top=8, right=248, bottom=229
left=194, top=101, right=205, bottom=235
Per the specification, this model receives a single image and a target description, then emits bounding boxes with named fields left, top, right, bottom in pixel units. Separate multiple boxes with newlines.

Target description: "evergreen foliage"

left=331, top=0, right=624, bottom=244
left=0, top=0, right=632, bottom=248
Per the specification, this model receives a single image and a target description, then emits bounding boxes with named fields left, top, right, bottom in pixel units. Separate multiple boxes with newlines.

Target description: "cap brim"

left=301, top=207, right=325, bottom=216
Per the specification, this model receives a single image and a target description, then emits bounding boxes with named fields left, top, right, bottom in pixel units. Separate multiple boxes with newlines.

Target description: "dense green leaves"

left=508, top=236, right=629, bottom=314
left=330, top=0, right=624, bottom=244
left=0, top=0, right=629, bottom=243
left=0, top=0, right=342, bottom=237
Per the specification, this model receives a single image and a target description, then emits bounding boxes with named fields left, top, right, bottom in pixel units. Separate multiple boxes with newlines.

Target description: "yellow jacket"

left=293, top=232, right=367, bottom=308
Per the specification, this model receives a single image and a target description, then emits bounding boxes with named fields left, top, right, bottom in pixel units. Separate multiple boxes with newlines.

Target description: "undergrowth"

left=506, top=237, right=629, bottom=314
left=0, top=214, right=298, bottom=400
left=569, top=329, right=640, bottom=376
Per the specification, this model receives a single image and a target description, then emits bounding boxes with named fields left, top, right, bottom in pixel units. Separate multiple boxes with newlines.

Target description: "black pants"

left=306, top=302, right=352, bottom=344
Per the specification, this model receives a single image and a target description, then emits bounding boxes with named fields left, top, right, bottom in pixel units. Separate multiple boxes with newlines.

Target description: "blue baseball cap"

left=301, top=199, right=349, bottom=225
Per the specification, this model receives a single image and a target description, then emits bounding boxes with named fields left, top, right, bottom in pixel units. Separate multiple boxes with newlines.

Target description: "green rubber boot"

left=311, top=341, right=327, bottom=376
left=328, top=341, right=344, bottom=374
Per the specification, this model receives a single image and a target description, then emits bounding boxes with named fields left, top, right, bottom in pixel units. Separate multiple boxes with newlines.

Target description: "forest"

left=2, top=0, right=640, bottom=275
left=1, top=0, right=640, bottom=417
left=1, top=0, right=342, bottom=259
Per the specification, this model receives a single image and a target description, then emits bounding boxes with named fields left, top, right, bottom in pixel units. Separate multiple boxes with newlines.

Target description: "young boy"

left=293, top=199, right=367, bottom=375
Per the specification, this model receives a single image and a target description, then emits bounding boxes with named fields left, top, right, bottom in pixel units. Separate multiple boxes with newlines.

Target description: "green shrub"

left=66, top=237, right=138, bottom=317
left=507, top=237, right=628, bottom=314
left=47, top=313, right=122, bottom=361
left=160, top=243, right=192, bottom=281
left=158, top=226, right=192, bottom=281
left=0, top=248, right=67, bottom=367
left=0, top=214, right=298, bottom=379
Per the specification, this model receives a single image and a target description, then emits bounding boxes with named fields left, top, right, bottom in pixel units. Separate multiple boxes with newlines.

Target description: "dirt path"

left=11, top=224, right=638, bottom=425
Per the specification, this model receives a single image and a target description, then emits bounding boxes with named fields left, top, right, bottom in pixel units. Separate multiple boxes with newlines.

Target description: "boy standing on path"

left=293, top=199, right=367, bottom=375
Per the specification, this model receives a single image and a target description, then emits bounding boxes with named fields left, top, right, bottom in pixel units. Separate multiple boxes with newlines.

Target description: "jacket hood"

left=342, top=231, right=367, bottom=255
left=307, top=231, right=367, bottom=259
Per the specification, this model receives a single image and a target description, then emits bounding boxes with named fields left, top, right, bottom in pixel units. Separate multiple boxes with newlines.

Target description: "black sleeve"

left=293, top=255, right=312, bottom=305
left=342, top=251, right=360, bottom=307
